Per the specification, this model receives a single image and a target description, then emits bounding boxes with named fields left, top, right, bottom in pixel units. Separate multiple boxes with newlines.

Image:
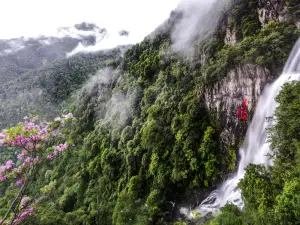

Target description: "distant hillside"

left=0, top=46, right=128, bottom=129
left=0, top=22, right=106, bottom=84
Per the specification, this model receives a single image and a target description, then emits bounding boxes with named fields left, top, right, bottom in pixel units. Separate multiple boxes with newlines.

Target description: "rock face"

left=224, top=25, right=237, bottom=45
left=258, top=0, right=287, bottom=26
left=204, top=64, right=273, bottom=149
left=207, top=0, right=293, bottom=154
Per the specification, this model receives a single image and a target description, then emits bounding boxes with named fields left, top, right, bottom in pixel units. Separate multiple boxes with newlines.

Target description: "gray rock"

left=224, top=25, right=237, bottom=45
left=204, top=64, right=273, bottom=148
left=258, top=0, right=287, bottom=26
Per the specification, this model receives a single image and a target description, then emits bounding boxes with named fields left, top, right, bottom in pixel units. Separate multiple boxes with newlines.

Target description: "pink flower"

left=21, top=197, right=30, bottom=208
left=47, top=154, right=54, bottom=160
left=24, top=157, right=32, bottom=164
left=33, top=157, right=40, bottom=163
left=61, top=142, right=68, bottom=150
left=5, top=160, right=14, bottom=169
left=57, top=142, right=68, bottom=152
left=0, top=176, right=6, bottom=182
left=31, top=135, right=40, bottom=141
left=13, top=168, right=23, bottom=175
left=0, top=133, right=6, bottom=139
left=17, top=150, right=27, bottom=160
left=13, top=207, right=34, bottom=224
left=16, top=179, right=25, bottom=186
left=52, top=142, right=68, bottom=153
left=20, top=207, right=34, bottom=217
left=24, top=122, right=35, bottom=131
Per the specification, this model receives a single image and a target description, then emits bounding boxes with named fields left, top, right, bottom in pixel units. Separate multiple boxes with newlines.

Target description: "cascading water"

left=181, top=38, right=300, bottom=218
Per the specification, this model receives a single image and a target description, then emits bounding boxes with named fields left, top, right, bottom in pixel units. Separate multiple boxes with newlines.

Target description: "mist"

left=77, top=68, right=135, bottom=129
left=104, top=91, right=135, bottom=129
left=171, top=0, right=231, bottom=54
left=67, top=30, right=132, bottom=56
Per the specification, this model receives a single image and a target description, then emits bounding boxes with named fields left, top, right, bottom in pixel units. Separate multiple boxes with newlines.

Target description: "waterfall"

left=181, top=39, right=300, bottom=218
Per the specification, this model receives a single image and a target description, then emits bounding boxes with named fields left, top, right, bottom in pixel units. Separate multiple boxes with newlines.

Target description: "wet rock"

left=204, top=64, right=273, bottom=149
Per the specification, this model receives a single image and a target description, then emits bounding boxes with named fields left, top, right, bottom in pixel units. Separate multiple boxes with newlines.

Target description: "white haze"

left=77, top=68, right=135, bottom=128
left=67, top=33, right=131, bottom=56
left=0, top=0, right=181, bottom=52
left=104, top=91, right=135, bottom=129
left=0, top=0, right=234, bottom=55
left=172, top=0, right=230, bottom=54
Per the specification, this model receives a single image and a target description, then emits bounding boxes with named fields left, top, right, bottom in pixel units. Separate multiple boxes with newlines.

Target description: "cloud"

left=66, top=29, right=132, bottom=56
left=171, top=0, right=230, bottom=55
left=76, top=67, right=137, bottom=130
left=0, top=1, right=183, bottom=56
left=76, top=68, right=134, bottom=128
left=0, top=39, right=26, bottom=56
left=0, top=0, right=181, bottom=54
left=104, top=91, right=135, bottom=129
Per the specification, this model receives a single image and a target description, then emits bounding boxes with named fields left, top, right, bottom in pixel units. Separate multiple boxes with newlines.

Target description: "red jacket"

left=237, top=98, right=248, bottom=121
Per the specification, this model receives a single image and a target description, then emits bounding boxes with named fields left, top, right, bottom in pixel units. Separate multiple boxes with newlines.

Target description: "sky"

left=0, top=0, right=181, bottom=40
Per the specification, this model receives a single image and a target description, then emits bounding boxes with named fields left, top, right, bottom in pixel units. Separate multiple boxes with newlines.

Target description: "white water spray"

left=181, top=39, right=300, bottom=218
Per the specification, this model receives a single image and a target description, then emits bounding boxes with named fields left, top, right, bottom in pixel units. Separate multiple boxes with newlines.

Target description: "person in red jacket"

left=237, top=98, right=248, bottom=121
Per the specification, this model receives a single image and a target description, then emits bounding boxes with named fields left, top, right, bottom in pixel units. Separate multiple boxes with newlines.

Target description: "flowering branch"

left=0, top=114, right=73, bottom=224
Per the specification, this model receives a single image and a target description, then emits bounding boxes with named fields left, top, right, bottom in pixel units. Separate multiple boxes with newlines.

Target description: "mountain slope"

left=0, top=47, right=127, bottom=129
left=0, top=22, right=106, bottom=84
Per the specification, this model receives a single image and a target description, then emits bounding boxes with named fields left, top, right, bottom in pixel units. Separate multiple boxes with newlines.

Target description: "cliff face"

left=203, top=0, right=299, bottom=154
left=205, top=64, right=271, bottom=149
left=258, top=0, right=287, bottom=25
left=258, top=0, right=300, bottom=26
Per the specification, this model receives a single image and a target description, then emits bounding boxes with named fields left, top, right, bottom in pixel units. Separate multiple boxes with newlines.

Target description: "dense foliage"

left=21, top=33, right=222, bottom=224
